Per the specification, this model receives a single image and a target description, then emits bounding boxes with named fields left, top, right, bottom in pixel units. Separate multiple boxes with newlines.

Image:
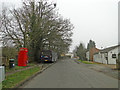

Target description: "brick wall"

left=89, top=47, right=99, bottom=61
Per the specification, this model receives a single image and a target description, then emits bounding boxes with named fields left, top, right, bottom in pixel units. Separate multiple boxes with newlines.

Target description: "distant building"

left=86, top=47, right=99, bottom=61
left=89, top=47, right=99, bottom=61
left=65, top=52, right=74, bottom=58
left=93, top=45, right=120, bottom=64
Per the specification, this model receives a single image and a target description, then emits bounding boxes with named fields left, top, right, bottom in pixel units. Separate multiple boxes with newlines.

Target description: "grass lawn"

left=2, top=66, right=41, bottom=89
left=5, top=63, right=35, bottom=73
left=77, top=60, right=95, bottom=64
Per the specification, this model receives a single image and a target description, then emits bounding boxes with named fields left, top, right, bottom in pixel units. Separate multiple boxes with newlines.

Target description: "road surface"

left=22, top=59, right=118, bottom=88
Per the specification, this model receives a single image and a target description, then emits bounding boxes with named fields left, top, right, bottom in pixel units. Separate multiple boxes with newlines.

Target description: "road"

left=22, top=59, right=118, bottom=88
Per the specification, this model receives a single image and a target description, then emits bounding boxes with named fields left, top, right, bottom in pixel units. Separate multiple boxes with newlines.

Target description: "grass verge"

left=5, top=63, right=35, bottom=73
left=77, top=60, right=95, bottom=64
left=2, top=66, right=40, bottom=89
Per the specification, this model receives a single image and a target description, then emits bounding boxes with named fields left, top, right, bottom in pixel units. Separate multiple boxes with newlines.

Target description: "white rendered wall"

left=108, top=47, right=119, bottom=64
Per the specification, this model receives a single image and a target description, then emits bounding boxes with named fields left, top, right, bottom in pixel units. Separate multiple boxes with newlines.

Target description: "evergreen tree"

left=75, top=43, right=86, bottom=60
left=87, top=40, right=96, bottom=50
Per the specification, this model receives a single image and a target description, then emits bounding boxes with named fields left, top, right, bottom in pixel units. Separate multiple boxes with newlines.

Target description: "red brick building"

left=89, top=47, right=99, bottom=61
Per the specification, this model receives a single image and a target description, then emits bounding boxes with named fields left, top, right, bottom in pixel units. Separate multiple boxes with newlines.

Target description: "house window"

left=112, top=54, right=116, bottom=58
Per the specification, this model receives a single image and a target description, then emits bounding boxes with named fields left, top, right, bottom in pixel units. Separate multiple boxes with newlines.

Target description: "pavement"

left=74, top=60, right=119, bottom=80
left=21, top=59, right=118, bottom=88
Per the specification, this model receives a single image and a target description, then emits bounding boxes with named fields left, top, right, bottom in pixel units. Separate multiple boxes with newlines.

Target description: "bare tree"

left=1, top=0, right=74, bottom=62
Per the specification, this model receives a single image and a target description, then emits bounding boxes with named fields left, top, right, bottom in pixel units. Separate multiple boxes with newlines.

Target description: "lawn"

left=5, top=63, right=35, bottom=73
left=2, top=66, right=41, bottom=89
left=77, top=60, right=95, bottom=64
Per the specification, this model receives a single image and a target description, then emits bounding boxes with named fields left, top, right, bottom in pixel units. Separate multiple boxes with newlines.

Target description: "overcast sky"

left=0, top=0, right=119, bottom=52
left=56, top=0, right=119, bottom=52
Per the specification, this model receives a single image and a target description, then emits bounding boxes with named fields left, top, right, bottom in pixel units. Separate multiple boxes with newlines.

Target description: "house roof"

left=100, top=45, right=120, bottom=53
left=86, top=50, right=89, bottom=53
left=94, top=45, right=120, bottom=55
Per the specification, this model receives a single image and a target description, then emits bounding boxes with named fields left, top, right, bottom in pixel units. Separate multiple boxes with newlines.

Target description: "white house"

left=93, top=52, right=107, bottom=64
left=93, top=45, right=120, bottom=64
left=86, top=51, right=89, bottom=61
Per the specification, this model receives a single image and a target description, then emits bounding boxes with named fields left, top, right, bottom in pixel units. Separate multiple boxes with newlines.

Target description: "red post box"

left=17, top=48, right=28, bottom=66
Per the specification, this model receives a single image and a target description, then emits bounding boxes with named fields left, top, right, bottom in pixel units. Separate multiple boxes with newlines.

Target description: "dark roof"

left=100, top=45, right=120, bottom=53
